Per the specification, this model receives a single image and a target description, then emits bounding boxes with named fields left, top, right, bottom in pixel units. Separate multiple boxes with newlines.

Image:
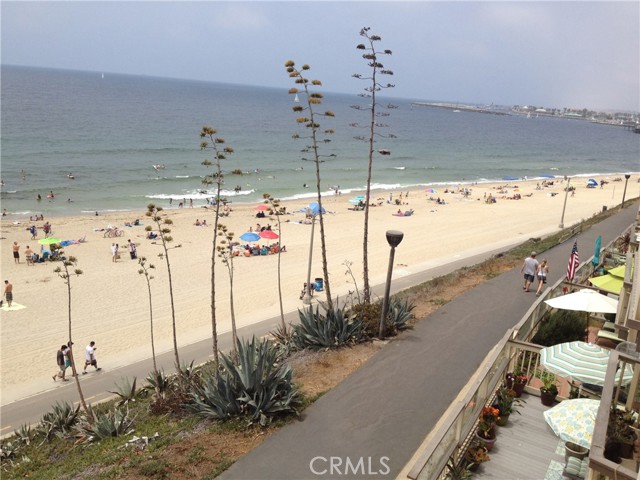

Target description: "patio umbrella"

left=255, top=204, right=269, bottom=211
left=592, top=235, right=602, bottom=267
left=239, top=232, right=260, bottom=242
left=259, top=230, right=279, bottom=240
left=607, top=265, right=629, bottom=278
left=588, top=274, right=623, bottom=295
left=544, top=289, right=617, bottom=314
left=38, top=237, right=61, bottom=245
left=543, top=399, right=599, bottom=449
left=540, top=341, right=634, bottom=386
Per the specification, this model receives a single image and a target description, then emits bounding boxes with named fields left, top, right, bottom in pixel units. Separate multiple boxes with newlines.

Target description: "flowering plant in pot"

left=494, top=386, right=524, bottom=425
left=505, top=369, right=528, bottom=397
left=476, top=406, right=499, bottom=449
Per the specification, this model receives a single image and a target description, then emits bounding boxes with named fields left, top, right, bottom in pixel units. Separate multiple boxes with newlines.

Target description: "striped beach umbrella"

left=540, top=341, right=634, bottom=386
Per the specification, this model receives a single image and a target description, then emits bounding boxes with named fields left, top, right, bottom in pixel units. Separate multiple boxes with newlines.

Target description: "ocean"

left=2, top=65, right=639, bottom=217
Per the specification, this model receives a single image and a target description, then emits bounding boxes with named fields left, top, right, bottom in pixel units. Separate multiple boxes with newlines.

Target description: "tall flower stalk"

left=352, top=27, right=396, bottom=303
left=200, top=127, right=234, bottom=363
left=263, top=193, right=287, bottom=331
left=285, top=60, right=335, bottom=311
left=216, top=223, right=238, bottom=359
left=137, top=256, right=158, bottom=374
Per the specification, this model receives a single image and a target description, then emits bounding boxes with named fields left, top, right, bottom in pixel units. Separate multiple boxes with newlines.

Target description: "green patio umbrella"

left=588, top=274, right=623, bottom=295
left=540, top=341, right=634, bottom=386
left=38, top=237, right=61, bottom=245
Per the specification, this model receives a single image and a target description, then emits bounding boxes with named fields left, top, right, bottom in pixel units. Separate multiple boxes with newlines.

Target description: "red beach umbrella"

left=259, top=230, right=279, bottom=240
left=256, top=204, right=269, bottom=211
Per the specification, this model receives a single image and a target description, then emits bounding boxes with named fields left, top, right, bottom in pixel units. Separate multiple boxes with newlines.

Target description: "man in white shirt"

left=520, top=251, right=539, bottom=293
left=83, top=341, right=102, bottom=374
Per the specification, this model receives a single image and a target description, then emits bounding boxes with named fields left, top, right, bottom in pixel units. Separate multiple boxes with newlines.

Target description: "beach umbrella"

left=543, top=399, right=599, bottom=449
left=540, top=341, right=634, bottom=386
left=239, top=232, right=260, bottom=242
left=38, top=237, right=61, bottom=245
left=588, top=274, right=623, bottom=295
left=426, top=188, right=438, bottom=194
left=544, top=289, right=617, bottom=314
left=307, top=202, right=325, bottom=215
left=259, top=230, right=279, bottom=240
left=256, top=204, right=269, bottom=211
left=592, top=236, right=602, bottom=267
left=349, top=195, right=366, bottom=204
left=587, top=178, right=598, bottom=186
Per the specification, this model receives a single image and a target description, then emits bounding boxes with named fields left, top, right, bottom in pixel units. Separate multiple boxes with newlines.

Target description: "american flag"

left=566, top=240, right=579, bottom=281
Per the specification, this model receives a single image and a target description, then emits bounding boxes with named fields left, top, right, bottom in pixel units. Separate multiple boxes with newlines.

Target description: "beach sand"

left=1, top=176, right=637, bottom=404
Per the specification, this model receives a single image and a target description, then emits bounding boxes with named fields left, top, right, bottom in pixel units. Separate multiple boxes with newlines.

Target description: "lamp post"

left=559, top=177, right=571, bottom=229
left=621, top=174, right=631, bottom=208
left=379, top=230, right=404, bottom=339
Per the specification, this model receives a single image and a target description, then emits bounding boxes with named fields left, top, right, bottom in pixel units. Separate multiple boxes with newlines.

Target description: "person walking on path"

left=520, top=251, right=539, bottom=292
left=3, top=280, right=13, bottom=307
left=53, top=345, right=70, bottom=381
left=12, top=241, right=20, bottom=264
left=535, top=259, right=550, bottom=297
left=111, top=243, right=118, bottom=263
left=127, top=239, right=137, bottom=260
left=83, top=341, right=102, bottom=374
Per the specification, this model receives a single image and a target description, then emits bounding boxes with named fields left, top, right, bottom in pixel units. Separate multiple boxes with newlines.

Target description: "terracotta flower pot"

left=475, top=428, right=497, bottom=451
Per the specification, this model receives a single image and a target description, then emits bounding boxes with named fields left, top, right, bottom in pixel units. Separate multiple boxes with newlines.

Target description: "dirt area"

left=121, top=256, right=520, bottom=478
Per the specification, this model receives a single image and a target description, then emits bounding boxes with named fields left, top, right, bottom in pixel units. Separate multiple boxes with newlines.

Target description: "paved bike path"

left=221, top=204, right=637, bottom=480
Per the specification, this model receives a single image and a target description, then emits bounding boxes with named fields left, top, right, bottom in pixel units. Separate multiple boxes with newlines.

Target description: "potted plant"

left=444, top=456, right=473, bottom=480
left=464, top=439, right=490, bottom=471
left=494, top=386, right=524, bottom=426
left=607, top=409, right=636, bottom=459
left=476, top=406, right=499, bottom=450
left=505, top=369, right=527, bottom=397
left=535, top=371, right=558, bottom=406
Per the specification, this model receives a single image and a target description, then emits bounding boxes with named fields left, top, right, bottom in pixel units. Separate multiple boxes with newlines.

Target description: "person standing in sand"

left=111, top=243, right=118, bottom=263
left=535, top=259, right=549, bottom=297
left=25, top=246, right=34, bottom=266
left=4, top=280, right=13, bottom=307
left=520, top=251, right=539, bottom=293
left=12, top=242, right=20, bottom=264
left=127, top=239, right=137, bottom=260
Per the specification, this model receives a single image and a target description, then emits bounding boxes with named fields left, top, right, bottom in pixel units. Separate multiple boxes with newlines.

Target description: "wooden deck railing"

left=405, top=224, right=635, bottom=480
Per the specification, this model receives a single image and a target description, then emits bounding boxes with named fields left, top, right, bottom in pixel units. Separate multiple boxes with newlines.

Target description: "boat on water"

left=152, top=164, right=166, bottom=171
left=453, top=109, right=461, bottom=113
left=294, top=94, right=300, bottom=103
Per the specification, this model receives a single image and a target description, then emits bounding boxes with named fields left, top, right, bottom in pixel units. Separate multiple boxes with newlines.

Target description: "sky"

left=2, top=1, right=638, bottom=112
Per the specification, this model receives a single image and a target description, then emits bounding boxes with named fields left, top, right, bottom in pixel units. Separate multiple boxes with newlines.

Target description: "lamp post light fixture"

left=621, top=174, right=631, bottom=208
left=559, top=177, right=571, bottom=229
left=379, top=230, right=404, bottom=339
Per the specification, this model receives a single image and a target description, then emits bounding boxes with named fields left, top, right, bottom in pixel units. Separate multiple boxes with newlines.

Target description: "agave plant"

left=78, top=408, right=135, bottom=442
left=145, top=369, right=173, bottom=397
left=13, top=424, right=32, bottom=446
left=387, top=298, right=415, bottom=332
left=38, top=401, right=81, bottom=441
left=109, top=377, right=139, bottom=407
left=189, top=336, right=300, bottom=426
left=292, top=305, right=365, bottom=350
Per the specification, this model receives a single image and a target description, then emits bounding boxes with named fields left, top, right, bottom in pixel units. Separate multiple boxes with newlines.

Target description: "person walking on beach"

left=111, top=243, right=118, bottom=262
left=536, top=259, right=550, bottom=297
left=127, top=239, right=137, bottom=260
left=4, top=280, right=13, bottom=307
left=53, top=344, right=70, bottom=381
left=12, top=241, right=20, bottom=264
left=83, top=341, right=102, bottom=374
left=29, top=224, right=37, bottom=240
left=520, top=251, right=539, bottom=293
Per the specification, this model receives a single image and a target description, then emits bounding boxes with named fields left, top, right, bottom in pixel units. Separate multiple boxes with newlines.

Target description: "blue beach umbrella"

left=349, top=195, right=366, bottom=203
left=587, top=178, right=598, bottom=186
left=239, top=232, right=260, bottom=242
left=307, top=202, right=325, bottom=215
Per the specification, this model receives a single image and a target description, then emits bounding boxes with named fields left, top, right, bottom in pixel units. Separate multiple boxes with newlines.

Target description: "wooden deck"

left=474, top=393, right=572, bottom=480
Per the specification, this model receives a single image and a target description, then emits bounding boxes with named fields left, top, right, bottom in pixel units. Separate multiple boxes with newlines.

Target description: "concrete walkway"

left=221, top=203, right=638, bottom=480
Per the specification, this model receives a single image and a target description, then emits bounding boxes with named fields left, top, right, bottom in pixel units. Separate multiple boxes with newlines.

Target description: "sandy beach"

left=1, top=175, right=637, bottom=405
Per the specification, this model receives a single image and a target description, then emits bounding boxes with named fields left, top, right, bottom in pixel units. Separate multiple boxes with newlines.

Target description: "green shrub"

left=292, top=305, right=365, bottom=350
left=189, top=337, right=301, bottom=426
left=532, top=309, right=586, bottom=346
